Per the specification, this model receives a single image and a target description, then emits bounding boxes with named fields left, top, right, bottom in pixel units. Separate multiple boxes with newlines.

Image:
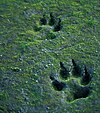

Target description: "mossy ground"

left=0, top=0, right=100, bottom=113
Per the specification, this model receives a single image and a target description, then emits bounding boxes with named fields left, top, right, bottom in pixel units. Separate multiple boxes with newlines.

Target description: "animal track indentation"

left=38, top=13, right=62, bottom=40
left=49, top=12, right=56, bottom=26
left=54, top=18, right=62, bottom=32
left=50, top=59, right=93, bottom=102
left=50, top=75, right=66, bottom=91
left=73, top=86, right=91, bottom=100
left=81, top=66, right=92, bottom=85
left=60, top=62, right=69, bottom=80
left=40, top=14, right=47, bottom=25
left=52, top=80, right=66, bottom=91
left=72, top=59, right=82, bottom=77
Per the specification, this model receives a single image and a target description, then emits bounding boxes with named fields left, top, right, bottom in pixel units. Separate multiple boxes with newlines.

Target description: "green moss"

left=0, top=0, right=99, bottom=112
left=0, top=92, right=9, bottom=101
left=46, top=31, right=56, bottom=39
left=0, top=106, right=8, bottom=113
left=11, top=67, right=21, bottom=72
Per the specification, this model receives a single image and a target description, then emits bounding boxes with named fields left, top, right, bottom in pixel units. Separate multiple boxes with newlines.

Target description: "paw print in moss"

left=40, top=13, right=62, bottom=31
left=32, top=12, right=63, bottom=40
left=50, top=59, right=93, bottom=102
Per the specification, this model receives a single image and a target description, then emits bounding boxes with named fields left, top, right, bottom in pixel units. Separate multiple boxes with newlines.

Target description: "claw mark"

left=52, top=79, right=66, bottom=91
left=40, top=14, right=47, bottom=25
left=72, top=59, right=82, bottom=77
left=60, top=62, right=69, bottom=79
left=50, top=74, right=66, bottom=91
left=81, top=66, right=92, bottom=85
left=49, top=12, right=56, bottom=26
left=54, top=18, right=62, bottom=32
left=50, top=75, right=55, bottom=81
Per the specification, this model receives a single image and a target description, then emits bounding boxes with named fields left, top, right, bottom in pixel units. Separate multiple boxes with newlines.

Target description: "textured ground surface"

left=0, top=0, right=100, bottom=113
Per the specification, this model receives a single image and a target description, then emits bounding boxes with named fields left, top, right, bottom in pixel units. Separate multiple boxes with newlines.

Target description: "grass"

left=0, top=0, right=100, bottom=113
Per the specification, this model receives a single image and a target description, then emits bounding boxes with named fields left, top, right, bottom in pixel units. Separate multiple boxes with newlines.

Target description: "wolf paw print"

left=40, top=12, right=62, bottom=32
left=32, top=12, right=62, bottom=40
left=50, top=59, right=93, bottom=102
